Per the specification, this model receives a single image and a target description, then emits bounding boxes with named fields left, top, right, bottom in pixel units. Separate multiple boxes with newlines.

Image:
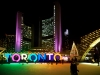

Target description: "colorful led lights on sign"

left=4, top=53, right=64, bottom=62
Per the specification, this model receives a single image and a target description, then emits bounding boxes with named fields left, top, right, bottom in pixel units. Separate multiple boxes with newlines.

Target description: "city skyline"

left=0, top=1, right=100, bottom=75
left=0, top=1, right=100, bottom=44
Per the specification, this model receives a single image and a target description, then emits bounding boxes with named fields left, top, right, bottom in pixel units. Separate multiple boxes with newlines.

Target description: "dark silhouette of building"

left=31, top=17, right=42, bottom=48
left=64, top=29, right=69, bottom=50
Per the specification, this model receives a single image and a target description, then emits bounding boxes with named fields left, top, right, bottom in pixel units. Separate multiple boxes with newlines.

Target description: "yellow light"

left=54, top=53, right=62, bottom=61
left=81, top=37, right=100, bottom=61
left=90, top=37, right=100, bottom=47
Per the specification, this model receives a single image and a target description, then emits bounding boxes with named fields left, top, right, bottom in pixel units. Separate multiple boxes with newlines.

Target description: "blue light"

left=38, top=53, right=46, bottom=61
left=28, top=54, right=37, bottom=62
left=4, top=53, right=11, bottom=62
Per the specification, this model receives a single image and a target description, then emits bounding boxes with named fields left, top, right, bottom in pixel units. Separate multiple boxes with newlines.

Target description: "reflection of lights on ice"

left=81, top=63, right=100, bottom=66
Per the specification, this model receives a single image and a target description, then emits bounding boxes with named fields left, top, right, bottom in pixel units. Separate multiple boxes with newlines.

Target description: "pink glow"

left=15, top=12, right=22, bottom=52
left=12, top=54, right=21, bottom=62
left=54, top=2, right=62, bottom=52
left=58, top=15, right=62, bottom=52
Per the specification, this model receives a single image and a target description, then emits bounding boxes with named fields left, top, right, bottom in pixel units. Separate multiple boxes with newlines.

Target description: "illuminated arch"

left=0, top=47, right=6, bottom=54
left=81, top=37, right=100, bottom=61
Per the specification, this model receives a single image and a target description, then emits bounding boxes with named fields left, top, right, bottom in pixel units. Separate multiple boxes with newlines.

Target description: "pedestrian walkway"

left=0, top=63, right=100, bottom=75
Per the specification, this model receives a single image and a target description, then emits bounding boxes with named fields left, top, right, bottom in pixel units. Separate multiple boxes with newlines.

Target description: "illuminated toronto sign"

left=2, top=53, right=68, bottom=63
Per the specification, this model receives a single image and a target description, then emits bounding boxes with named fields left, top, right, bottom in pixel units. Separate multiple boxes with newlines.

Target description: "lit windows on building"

left=22, top=41, right=31, bottom=51
left=79, top=29, right=100, bottom=60
left=42, top=17, right=54, bottom=37
left=42, top=38, right=54, bottom=51
left=21, top=18, right=32, bottom=51
left=29, top=48, right=48, bottom=52
left=80, top=29, right=100, bottom=51
left=42, top=17, right=54, bottom=51
left=22, top=25, right=32, bottom=39
left=0, top=35, right=15, bottom=52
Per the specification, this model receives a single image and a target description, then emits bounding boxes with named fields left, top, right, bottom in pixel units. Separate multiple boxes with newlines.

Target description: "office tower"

left=64, top=29, right=69, bottom=50
left=15, top=12, right=22, bottom=52
left=15, top=12, right=32, bottom=52
left=5, top=34, right=15, bottom=52
left=42, top=1, right=62, bottom=52
left=22, top=25, right=32, bottom=51
left=54, top=2, right=62, bottom=52
left=42, top=17, right=54, bottom=51
left=22, top=25, right=32, bottom=39
left=0, top=34, right=15, bottom=52
left=15, top=2, right=62, bottom=52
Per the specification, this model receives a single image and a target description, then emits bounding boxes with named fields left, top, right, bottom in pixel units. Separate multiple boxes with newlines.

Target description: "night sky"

left=0, top=0, right=100, bottom=43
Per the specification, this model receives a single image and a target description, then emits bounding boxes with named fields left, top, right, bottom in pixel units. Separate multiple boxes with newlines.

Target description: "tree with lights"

left=70, top=41, right=79, bottom=60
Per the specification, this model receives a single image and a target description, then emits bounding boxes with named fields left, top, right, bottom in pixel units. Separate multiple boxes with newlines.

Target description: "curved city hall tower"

left=54, top=2, right=62, bottom=52
left=15, top=12, right=22, bottom=52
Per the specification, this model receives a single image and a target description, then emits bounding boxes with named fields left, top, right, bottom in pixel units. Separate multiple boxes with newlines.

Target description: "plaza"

left=0, top=1, right=100, bottom=75
left=0, top=63, right=100, bottom=75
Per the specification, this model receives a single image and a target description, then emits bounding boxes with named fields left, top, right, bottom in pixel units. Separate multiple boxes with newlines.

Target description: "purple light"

left=12, top=54, right=20, bottom=62
left=54, top=2, right=62, bottom=52
left=55, top=36, right=58, bottom=52
left=59, top=9, right=62, bottom=52
left=15, top=12, right=22, bottom=52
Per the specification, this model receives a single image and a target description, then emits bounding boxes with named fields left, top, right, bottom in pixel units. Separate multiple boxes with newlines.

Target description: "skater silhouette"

left=70, top=60, right=79, bottom=75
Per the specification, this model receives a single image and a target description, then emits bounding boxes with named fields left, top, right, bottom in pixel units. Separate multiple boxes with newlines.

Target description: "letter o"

left=54, top=53, right=62, bottom=61
left=12, top=54, right=20, bottom=62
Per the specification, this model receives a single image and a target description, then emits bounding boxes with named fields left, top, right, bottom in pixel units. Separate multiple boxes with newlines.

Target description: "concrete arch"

left=81, top=37, right=100, bottom=61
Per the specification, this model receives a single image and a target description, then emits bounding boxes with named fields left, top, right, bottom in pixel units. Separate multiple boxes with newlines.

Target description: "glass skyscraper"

left=42, top=2, right=62, bottom=52
left=42, top=17, right=54, bottom=51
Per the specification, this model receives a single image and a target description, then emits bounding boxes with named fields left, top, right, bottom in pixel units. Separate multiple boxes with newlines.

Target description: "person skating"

left=70, top=60, right=79, bottom=75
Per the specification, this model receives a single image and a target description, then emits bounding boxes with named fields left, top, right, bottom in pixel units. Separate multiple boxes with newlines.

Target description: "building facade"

left=22, top=24, right=31, bottom=51
left=15, top=12, right=32, bottom=52
left=0, top=34, right=15, bottom=52
left=42, top=2, right=62, bottom=52
left=64, top=29, right=69, bottom=50
left=42, top=17, right=54, bottom=51
left=15, top=1, right=62, bottom=52
left=54, top=2, right=62, bottom=52
left=15, top=12, right=22, bottom=52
